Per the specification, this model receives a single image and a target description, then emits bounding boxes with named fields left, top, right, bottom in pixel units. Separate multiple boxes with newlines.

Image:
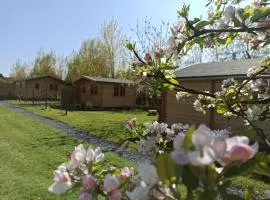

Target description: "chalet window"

left=82, top=86, right=86, bottom=93
left=90, top=84, right=98, bottom=95
left=54, top=84, right=58, bottom=91
left=120, top=86, right=125, bottom=96
left=35, top=83, right=40, bottom=90
left=114, top=85, right=119, bottom=96
left=20, top=82, right=22, bottom=88
left=50, top=84, right=54, bottom=90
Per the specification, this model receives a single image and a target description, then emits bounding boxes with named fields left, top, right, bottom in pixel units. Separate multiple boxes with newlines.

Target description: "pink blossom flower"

left=83, top=175, right=97, bottom=191
left=144, top=53, right=152, bottom=65
left=110, top=189, right=121, bottom=200
left=120, top=167, right=134, bottom=180
left=79, top=191, right=93, bottom=200
left=219, top=136, right=258, bottom=165
left=125, top=118, right=138, bottom=130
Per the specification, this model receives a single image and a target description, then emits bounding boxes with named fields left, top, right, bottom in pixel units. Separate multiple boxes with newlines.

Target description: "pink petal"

left=110, top=189, right=121, bottom=200
left=212, top=139, right=227, bottom=158
left=226, top=136, right=249, bottom=151
left=228, top=144, right=253, bottom=161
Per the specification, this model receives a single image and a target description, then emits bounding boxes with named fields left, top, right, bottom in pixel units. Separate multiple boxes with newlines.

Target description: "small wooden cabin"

left=74, top=75, right=136, bottom=108
left=161, top=58, right=270, bottom=134
left=0, top=81, right=14, bottom=99
left=14, top=76, right=68, bottom=100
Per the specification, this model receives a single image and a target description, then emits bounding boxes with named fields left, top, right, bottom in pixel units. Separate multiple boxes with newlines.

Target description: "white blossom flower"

left=138, top=136, right=158, bottom=156
left=165, top=36, right=177, bottom=54
left=160, top=57, right=167, bottom=64
left=223, top=111, right=236, bottom=118
left=247, top=66, right=259, bottom=77
left=193, top=99, right=204, bottom=113
left=48, top=165, right=72, bottom=195
left=70, top=144, right=87, bottom=169
left=245, top=105, right=266, bottom=121
left=222, top=78, right=235, bottom=89
left=176, top=91, right=191, bottom=100
left=146, top=121, right=168, bottom=134
left=224, top=6, right=236, bottom=19
left=138, top=162, right=158, bottom=187
left=126, top=185, right=151, bottom=200
left=248, top=78, right=263, bottom=92
left=171, top=125, right=227, bottom=166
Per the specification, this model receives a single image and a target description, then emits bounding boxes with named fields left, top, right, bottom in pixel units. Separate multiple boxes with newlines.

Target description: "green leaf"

left=162, top=65, right=178, bottom=70
left=263, top=38, right=270, bottom=47
left=182, top=166, right=199, bottom=190
left=193, top=37, right=205, bottom=49
left=162, top=83, right=175, bottom=91
left=195, top=21, right=211, bottom=30
left=250, top=7, right=270, bottom=22
left=156, top=153, right=177, bottom=185
left=223, top=159, right=256, bottom=178
left=244, top=186, right=253, bottom=200
left=183, top=125, right=196, bottom=149
left=125, top=42, right=134, bottom=50
left=226, top=32, right=238, bottom=45
left=225, top=87, right=236, bottom=100
left=177, top=4, right=190, bottom=17
left=216, top=38, right=226, bottom=45
left=168, top=78, right=179, bottom=85
left=254, top=162, right=270, bottom=178
left=216, top=104, right=227, bottom=114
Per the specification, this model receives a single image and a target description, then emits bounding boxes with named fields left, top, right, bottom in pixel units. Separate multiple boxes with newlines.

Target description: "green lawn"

left=9, top=100, right=157, bottom=149
left=5, top=101, right=270, bottom=198
left=0, top=104, right=133, bottom=200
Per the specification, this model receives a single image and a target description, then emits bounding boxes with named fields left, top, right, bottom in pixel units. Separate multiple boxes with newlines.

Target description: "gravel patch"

left=0, top=101, right=149, bottom=162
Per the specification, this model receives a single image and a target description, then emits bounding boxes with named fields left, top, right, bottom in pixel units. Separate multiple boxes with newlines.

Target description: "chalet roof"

left=77, top=75, right=134, bottom=84
left=175, top=58, right=270, bottom=80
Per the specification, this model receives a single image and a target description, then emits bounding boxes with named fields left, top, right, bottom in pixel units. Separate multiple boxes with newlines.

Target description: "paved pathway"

left=0, top=101, right=149, bottom=162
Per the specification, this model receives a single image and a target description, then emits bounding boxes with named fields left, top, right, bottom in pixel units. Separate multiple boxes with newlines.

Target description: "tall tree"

left=100, top=18, right=124, bottom=78
left=66, top=39, right=109, bottom=82
left=10, top=59, right=30, bottom=81
left=30, top=49, right=58, bottom=78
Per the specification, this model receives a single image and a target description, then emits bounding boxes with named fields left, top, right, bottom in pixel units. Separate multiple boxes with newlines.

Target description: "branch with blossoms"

left=49, top=123, right=270, bottom=199
left=127, top=0, right=270, bottom=145
left=49, top=1, right=270, bottom=199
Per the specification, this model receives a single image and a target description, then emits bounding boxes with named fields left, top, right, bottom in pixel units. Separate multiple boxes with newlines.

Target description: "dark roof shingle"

left=175, top=59, right=267, bottom=80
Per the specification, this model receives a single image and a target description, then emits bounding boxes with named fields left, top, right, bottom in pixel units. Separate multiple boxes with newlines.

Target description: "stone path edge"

left=0, top=101, right=149, bottom=162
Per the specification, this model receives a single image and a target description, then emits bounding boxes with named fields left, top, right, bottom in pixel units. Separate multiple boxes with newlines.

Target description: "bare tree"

left=130, top=17, right=170, bottom=54
left=100, top=17, right=124, bottom=78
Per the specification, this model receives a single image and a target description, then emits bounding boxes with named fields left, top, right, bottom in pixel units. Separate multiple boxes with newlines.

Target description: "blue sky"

left=0, top=0, right=205, bottom=76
